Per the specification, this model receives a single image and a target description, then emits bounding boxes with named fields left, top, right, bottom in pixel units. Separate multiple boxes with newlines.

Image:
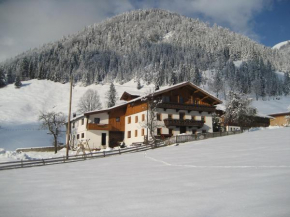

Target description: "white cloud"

left=157, top=0, right=273, bottom=40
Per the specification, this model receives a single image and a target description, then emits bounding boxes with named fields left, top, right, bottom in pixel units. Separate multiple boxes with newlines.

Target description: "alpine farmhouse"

left=67, top=82, right=222, bottom=150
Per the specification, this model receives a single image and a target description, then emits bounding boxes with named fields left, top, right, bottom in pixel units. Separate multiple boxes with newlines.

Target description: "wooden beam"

left=201, top=96, right=209, bottom=101
left=194, top=90, right=199, bottom=93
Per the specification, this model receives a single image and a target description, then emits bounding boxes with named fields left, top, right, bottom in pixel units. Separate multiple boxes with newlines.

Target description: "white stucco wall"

left=123, top=108, right=214, bottom=145
left=86, top=130, right=109, bottom=149
left=124, top=111, right=148, bottom=145
left=69, top=113, right=110, bottom=149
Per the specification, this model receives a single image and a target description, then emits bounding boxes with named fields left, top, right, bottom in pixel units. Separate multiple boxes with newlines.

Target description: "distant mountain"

left=273, top=40, right=290, bottom=57
left=273, top=40, right=290, bottom=50
left=1, top=9, right=290, bottom=99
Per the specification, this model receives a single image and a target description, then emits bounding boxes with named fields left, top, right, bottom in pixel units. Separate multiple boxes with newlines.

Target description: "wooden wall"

left=160, top=86, right=213, bottom=106
left=270, top=115, right=288, bottom=126
left=108, top=106, right=127, bottom=131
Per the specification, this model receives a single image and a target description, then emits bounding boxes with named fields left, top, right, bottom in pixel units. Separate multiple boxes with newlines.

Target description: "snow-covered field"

left=0, top=127, right=290, bottom=217
left=1, top=79, right=290, bottom=151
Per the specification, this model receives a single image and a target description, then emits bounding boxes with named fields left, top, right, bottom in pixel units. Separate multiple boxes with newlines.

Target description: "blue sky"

left=254, top=0, right=290, bottom=46
left=0, top=0, right=289, bottom=62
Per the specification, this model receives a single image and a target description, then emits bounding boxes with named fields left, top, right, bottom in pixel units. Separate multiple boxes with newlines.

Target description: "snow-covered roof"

left=84, top=82, right=222, bottom=116
left=268, top=111, right=290, bottom=117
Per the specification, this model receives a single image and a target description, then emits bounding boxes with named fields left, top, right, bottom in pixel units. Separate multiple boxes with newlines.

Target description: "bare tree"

left=78, top=89, right=102, bottom=113
left=39, top=111, right=66, bottom=153
left=141, top=89, right=163, bottom=147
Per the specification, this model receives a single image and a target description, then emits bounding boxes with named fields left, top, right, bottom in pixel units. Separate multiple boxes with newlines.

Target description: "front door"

left=180, top=126, right=186, bottom=134
left=102, top=133, right=107, bottom=146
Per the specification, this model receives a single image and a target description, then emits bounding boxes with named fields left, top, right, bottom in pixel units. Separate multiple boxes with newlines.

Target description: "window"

left=94, top=118, right=100, bottom=124
left=127, top=131, right=131, bottom=138
left=81, top=133, right=84, bottom=138
left=72, top=122, right=75, bottom=128
left=81, top=119, right=84, bottom=125
left=157, top=128, right=162, bottom=135
left=168, top=114, right=172, bottom=120
left=179, top=96, right=184, bottom=103
left=192, top=116, right=195, bottom=120
left=135, top=130, right=138, bottom=137
left=116, top=117, right=120, bottom=122
left=201, top=116, right=205, bottom=122
left=157, top=113, right=162, bottom=121
left=135, top=116, right=138, bottom=123
left=77, top=134, right=79, bottom=139
left=179, top=113, right=185, bottom=120
left=141, top=129, right=144, bottom=136
left=142, top=114, right=145, bottom=121
left=128, top=117, right=131, bottom=124
left=162, top=96, right=170, bottom=103
left=169, top=129, right=173, bottom=136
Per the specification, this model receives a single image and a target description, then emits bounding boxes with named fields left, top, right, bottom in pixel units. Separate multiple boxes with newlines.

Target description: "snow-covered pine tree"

left=106, top=83, right=117, bottom=108
left=137, top=79, right=142, bottom=90
left=0, top=67, right=6, bottom=88
left=283, top=72, right=290, bottom=95
left=224, top=91, right=257, bottom=130
left=14, top=76, right=22, bottom=88
left=78, top=89, right=102, bottom=113
left=20, top=57, right=29, bottom=80
left=192, top=67, right=202, bottom=86
left=209, top=70, right=223, bottom=98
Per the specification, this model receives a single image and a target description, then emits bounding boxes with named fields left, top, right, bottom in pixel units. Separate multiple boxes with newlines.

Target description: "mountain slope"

left=1, top=9, right=289, bottom=85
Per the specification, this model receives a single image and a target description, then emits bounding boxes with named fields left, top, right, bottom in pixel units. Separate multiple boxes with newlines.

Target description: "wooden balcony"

left=157, top=102, right=215, bottom=113
left=163, top=118, right=204, bottom=128
left=87, top=123, right=122, bottom=131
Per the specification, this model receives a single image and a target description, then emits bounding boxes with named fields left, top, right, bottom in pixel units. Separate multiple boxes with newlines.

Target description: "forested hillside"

left=1, top=9, right=290, bottom=99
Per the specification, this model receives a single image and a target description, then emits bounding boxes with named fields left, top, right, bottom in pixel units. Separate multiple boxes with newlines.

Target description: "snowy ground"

left=0, top=127, right=289, bottom=217
left=1, top=79, right=290, bottom=151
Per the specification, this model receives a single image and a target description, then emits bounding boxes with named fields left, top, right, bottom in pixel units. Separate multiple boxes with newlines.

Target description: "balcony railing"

left=157, top=102, right=215, bottom=112
left=87, top=123, right=122, bottom=131
left=163, top=118, right=204, bottom=128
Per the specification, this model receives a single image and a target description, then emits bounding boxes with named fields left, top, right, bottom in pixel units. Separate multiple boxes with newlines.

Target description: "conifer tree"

left=0, top=67, right=6, bottom=88
left=137, top=79, right=142, bottom=90
left=224, top=91, right=256, bottom=130
left=106, top=83, right=117, bottom=108
left=14, top=76, right=22, bottom=88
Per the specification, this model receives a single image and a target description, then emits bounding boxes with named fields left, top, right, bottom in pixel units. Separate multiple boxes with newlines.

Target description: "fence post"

left=42, top=159, right=45, bottom=165
left=63, top=156, right=65, bottom=162
left=21, top=160, right=23, bottom=168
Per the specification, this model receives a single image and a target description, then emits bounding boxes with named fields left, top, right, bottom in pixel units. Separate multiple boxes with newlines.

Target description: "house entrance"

left=180, top=126, right=186, bottom=134
left=101, top=133, right=106, bottom=146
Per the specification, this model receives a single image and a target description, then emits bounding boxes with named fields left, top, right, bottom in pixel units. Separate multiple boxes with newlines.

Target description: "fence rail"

left=164, top=130, right=242, bottom=145
left=0, top=130, right=242, bottom=171
left=0, top=144, right=164, bottom=171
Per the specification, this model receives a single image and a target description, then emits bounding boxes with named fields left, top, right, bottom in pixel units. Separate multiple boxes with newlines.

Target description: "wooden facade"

left=268, top=112, right=290, bottom=126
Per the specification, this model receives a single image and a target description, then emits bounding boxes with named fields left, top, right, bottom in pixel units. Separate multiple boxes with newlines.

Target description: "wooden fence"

left=0, top=144, right=164, bottom=171
left=0, top=130, right=242, bottom=171
left=164, top=130, right=243, bottom=145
